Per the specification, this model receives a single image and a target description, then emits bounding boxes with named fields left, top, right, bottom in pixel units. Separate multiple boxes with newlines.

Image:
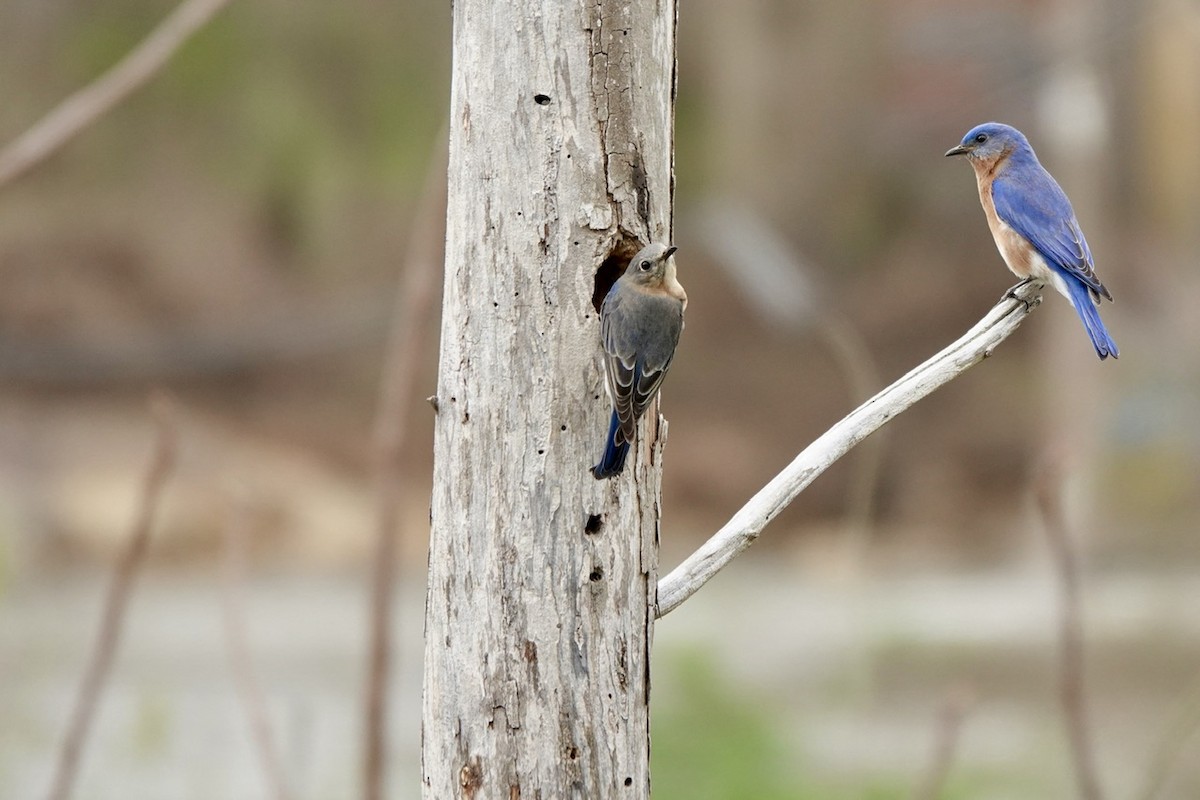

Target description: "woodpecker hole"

left=533, top=93, right=551, bottom=105
left=592, top=238, right=642, bottom=313
left=584, top=514, right=603, bottom=534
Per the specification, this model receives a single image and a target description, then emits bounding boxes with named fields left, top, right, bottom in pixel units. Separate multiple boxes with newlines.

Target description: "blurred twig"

left=694, top=200, right=884, bottom=557
left=910, top=685, right=974, bottom=800
left=814, top=310, right=885, bottom=558
left=45, top=395, right=177, bottom=800
left=1135, top=665, right=1200, bottom=800
left=657, top=280, right=1043, bottom=617
left=220, top=500, right=293, bottom=800
left=0, top=0, right=235, bottom=189
left=363, top=131, right=448, bottom=800
left=1034, top=455, right=1106, bottom=800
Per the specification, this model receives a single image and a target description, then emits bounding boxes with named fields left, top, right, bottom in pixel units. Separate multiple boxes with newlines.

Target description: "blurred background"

left=2, top=0, right=1199, bottom=797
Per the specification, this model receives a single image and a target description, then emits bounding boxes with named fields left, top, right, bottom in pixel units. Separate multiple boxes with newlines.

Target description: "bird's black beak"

left=664, top=245, right=678, bottom=258
left=944, top=144, right=971, bottom=157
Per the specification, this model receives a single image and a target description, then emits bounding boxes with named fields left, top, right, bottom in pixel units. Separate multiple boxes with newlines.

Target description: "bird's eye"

left=639, top=260, right=651, bottom=270
left=974, top=133, right=988, bottom=144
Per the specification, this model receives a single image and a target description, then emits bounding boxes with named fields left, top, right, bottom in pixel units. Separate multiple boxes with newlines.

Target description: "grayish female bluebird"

left=946, top=122, right=1118, bottom=359
left=592, top=243, right=687, bottom=479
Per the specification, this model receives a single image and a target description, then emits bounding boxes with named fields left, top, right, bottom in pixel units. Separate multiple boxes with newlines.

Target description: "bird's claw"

left=1002, top=278, right=1041, bottom=312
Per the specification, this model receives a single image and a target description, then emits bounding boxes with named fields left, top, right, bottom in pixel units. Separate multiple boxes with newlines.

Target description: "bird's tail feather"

left=1065, top=278, right=1119, bottom=360
left=592, top=410, right=630, bottom=479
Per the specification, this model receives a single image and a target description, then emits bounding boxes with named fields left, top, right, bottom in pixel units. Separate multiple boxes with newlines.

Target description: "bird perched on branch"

left=593, top=242, right=687, bottom=479
left=946, top=122, right=1118, bottom=359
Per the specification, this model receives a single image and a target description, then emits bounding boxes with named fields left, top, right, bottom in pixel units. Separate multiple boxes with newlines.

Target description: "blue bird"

left=593, top=243, right=687, bottom=479
left=946, top=122, right=1118, bottom=359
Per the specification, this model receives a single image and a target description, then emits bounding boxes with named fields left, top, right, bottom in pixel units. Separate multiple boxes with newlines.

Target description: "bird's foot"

left=1002, top=278, right=1042, bottom=311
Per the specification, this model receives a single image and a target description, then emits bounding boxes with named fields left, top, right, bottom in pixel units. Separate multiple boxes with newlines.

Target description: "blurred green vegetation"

left=653, top=649, right=804, bottom=799
left=57, top=0, right=448, bottom=184
left=652, top=648, right=971, bottom=800
left=2, top=0, right=449, bottom=280
left=652, top=645, right=1086, bottom=799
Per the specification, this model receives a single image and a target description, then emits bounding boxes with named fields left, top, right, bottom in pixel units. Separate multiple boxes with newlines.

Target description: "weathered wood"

left=422, top=1, right=676, bottom=798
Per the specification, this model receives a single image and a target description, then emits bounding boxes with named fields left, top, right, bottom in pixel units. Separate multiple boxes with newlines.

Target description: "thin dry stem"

left=220, top=501, right=292, bottom=800
left=363, top=132, right=448, bottom=800
left=816, top=310, right=885, bottom=559
left=1035, top=456, right=1106, bottom=800
left=45, top=396, right=177, bottom=800
left=0, top=0, right=235, bottom=188
left=910, top=685, right=974, bottom=800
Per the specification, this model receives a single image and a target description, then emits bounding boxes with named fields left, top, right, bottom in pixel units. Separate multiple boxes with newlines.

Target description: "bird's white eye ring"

left=639, top=260, right=651, bottom=270
left=974, top=132, right=988, bottom=144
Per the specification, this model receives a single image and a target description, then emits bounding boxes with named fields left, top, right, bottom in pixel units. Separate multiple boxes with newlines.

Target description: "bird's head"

left=945, top=122, right=1029, bottom=164
left=624, top=242, right=678, bottom=287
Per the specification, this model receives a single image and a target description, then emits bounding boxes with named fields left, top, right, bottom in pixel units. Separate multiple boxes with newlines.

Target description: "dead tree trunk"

left=422, top=1, right=676, bottom=797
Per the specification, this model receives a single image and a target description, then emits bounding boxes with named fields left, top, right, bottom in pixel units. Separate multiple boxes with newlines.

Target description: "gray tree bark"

left=422, top=1, right=676, bottom=798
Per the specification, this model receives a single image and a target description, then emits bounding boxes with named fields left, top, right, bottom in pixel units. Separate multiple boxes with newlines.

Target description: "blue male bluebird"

left=946, top=122, right=1118, bottom=359
left=593, top=243, right=687, bottom=479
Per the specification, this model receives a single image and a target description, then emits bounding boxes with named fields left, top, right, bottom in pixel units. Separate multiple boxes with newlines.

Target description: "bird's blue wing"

left=992, top=170, right=1110, bottom=300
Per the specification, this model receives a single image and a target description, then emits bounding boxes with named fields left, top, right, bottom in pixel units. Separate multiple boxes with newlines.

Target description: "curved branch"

left=656, top=282, right=1043, bottom=617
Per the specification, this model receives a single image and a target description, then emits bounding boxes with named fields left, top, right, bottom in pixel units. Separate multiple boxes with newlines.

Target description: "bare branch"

left=220, top=500, right=293, bottom=800
left=363, top=133, right=448, bottom=800
left=910, top=685, right=974, bottom=800
left=45, top=395, right=177, bottom=800
left=1035, top=455, right=1106, bottom=800
left=656, top=282, right=1043, bottom=617
left=0, top=0, right=235, bottom=189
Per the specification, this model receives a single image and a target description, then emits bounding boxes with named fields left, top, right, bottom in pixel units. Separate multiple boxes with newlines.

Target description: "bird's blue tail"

left=1064, top=277, right=1118, bottom=360
left=592, top=410, right=630, bottom=479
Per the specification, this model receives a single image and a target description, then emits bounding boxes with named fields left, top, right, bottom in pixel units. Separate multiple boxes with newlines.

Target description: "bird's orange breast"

left=974, top=164, right=1035, bottom=280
